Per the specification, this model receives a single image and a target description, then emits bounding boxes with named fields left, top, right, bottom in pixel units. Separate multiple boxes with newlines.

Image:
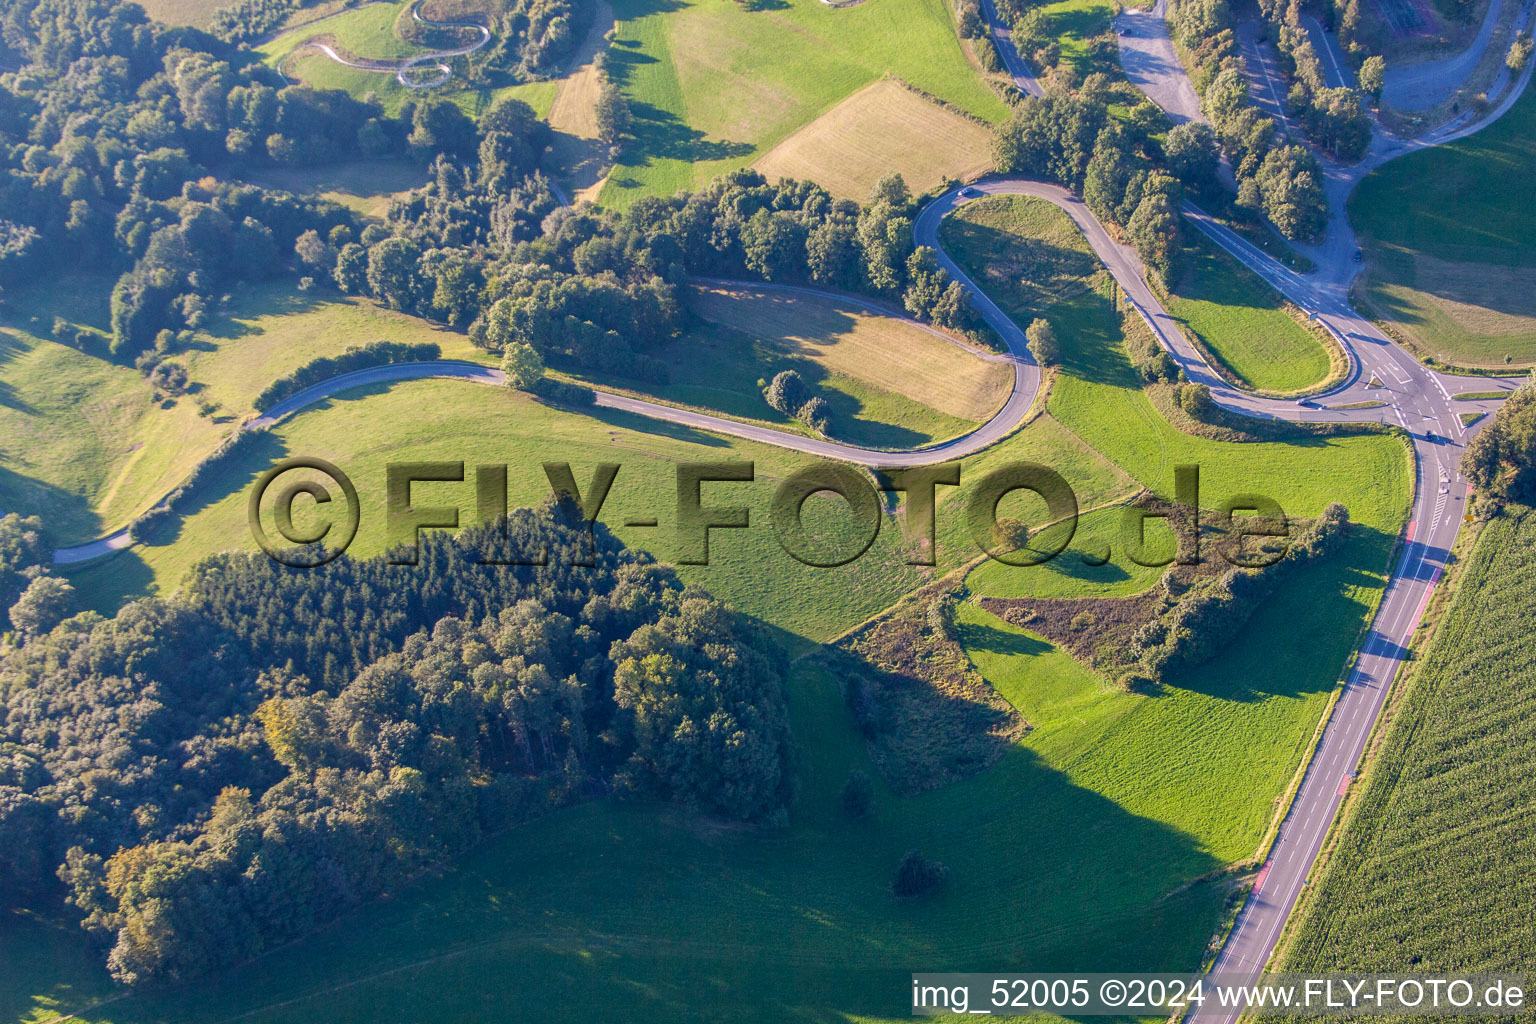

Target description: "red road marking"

left=1337, top=774, right=1351, bottom=796
left=1254, top=863, right=1271, bottom=892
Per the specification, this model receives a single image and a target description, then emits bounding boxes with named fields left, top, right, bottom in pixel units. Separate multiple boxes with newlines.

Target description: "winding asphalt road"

left=44, top=12, right=1534, bottom=1009
left=282, top=0, right=490, bottom=89
left=1383, top=0, right=1506, bottom=110
left=1112, top=4, right=1531, bottom=1017
left=979, top=0, right=1045, bottom=96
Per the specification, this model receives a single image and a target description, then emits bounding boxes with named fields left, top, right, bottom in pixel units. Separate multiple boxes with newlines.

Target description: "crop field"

left=600, top=0, right=1009, bottom=205
left=1349, top=85, right=1536, bottom=366
left=1166, top=233, right=1338, bottom=394
left=0, top=277, right=481, bottom=546
left=1275, top=506, right=1536, bottom=979
left=752, top=80, right=995, bottom=201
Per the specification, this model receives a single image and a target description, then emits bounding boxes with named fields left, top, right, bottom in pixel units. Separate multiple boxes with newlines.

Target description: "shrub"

left=253, top=342, right=440, bottom=412
left=841, top=770, right=875, bottom=818
left=764, top=369, right=811, bottom=416
left=975, top=34, right=1002, bottom=72
left=531, top=377, right=597, bottom=407
left=796, top=395, right=831, bottom=434
left=501, top=340, right=545, bottom=391
left=1178, top=382, right=1214, bottom=420
left=990, top=516, right=1030, bottom=553
left=1116, top=668, right=1157, bottom=693
left=127, top=505, right=176, bottom=545
left=1136, top=348, right=1179, bottom=384
left=148, top=361, right=189, bottom=396
left=892, top=850, right=948, bottom=897
left=1026, top=318, right=1060, bottom=366
left=926, top=596, right=957, bottom=642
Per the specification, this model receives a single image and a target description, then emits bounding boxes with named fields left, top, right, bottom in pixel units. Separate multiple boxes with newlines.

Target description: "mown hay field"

left=753, top=80, right=994, bottom=201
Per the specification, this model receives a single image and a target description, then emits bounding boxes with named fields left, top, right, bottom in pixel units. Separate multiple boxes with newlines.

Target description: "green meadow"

left=1166, top=234, right=1338, bottom=394
left=600, top=0, right=1008, bottom=204
left=0, top=277, right=482, bottom=546
left=1349, top=86, right=1536, bottom=366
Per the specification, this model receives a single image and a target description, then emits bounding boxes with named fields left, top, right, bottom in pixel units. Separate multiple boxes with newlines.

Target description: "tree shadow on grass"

left=198, top=285, right=332, bottom=344
left=59, top=546, right=158, bottom=616
left=87, top=741, right=1227, bottom=1024
left=616, top=100, right=756, bottom=169
left=584, top=401, right=735, bottom=448
left=0, top=463, right=103, bottom=545
left=1172, top=529, right=1397, bottom=703
left=958, top=613, right=1053, bottom=658
left=0, top=378, right=33, bottom=414
left=0, top=328, right=26, bottom=369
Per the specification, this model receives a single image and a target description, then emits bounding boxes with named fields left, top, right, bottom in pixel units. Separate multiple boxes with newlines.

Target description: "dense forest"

left=0, top=506, right=792, bottom=984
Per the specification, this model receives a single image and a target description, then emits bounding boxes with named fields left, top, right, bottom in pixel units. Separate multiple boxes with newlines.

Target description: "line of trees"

left=1258, top=0, right=1373, bottom=161
left=1124, top=502, right=1350, bottom=687
left=1462, top=380, right=1536, bottom=507
left=252, top=339, right=441, bottom=411
left=334, top=163, right=986, bottom=381
left=992, top=93, right=1190, bottom=285
left=0, top=506, right=791, bottom=984
left=1168, top=0, right=1332, bottom=240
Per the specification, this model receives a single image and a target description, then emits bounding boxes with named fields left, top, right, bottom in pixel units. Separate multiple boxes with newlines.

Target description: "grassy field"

left=1166, top=233, right=1338, bottom=394
left=134, top=0, right=217, bottom=28
left=752, top=80, right=994, bottom=201
left=1, top=657, right=1228, bottom=1024
left=941, top=197, right=1409, bottom=530
left=239, top=159, right=428, bottom=220
left=1349, top=85, right=1536, bottom=367
left=546, top=0, right=615, bottom=200
left=600, top=0, right=1009, bottom=205
left=566, top=283, right=1012, bottom=450
left=945, top=190, right=1413, bottom=954
left=693, top=282, right=1009, bottom=425
left=61, top=360, right=1137, bottom=643
left=0, top=278, right=481, bottom=546
left=1275, top=507, right=1536, bottom=979
left=1038, top=0, right=1118, bottom=77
